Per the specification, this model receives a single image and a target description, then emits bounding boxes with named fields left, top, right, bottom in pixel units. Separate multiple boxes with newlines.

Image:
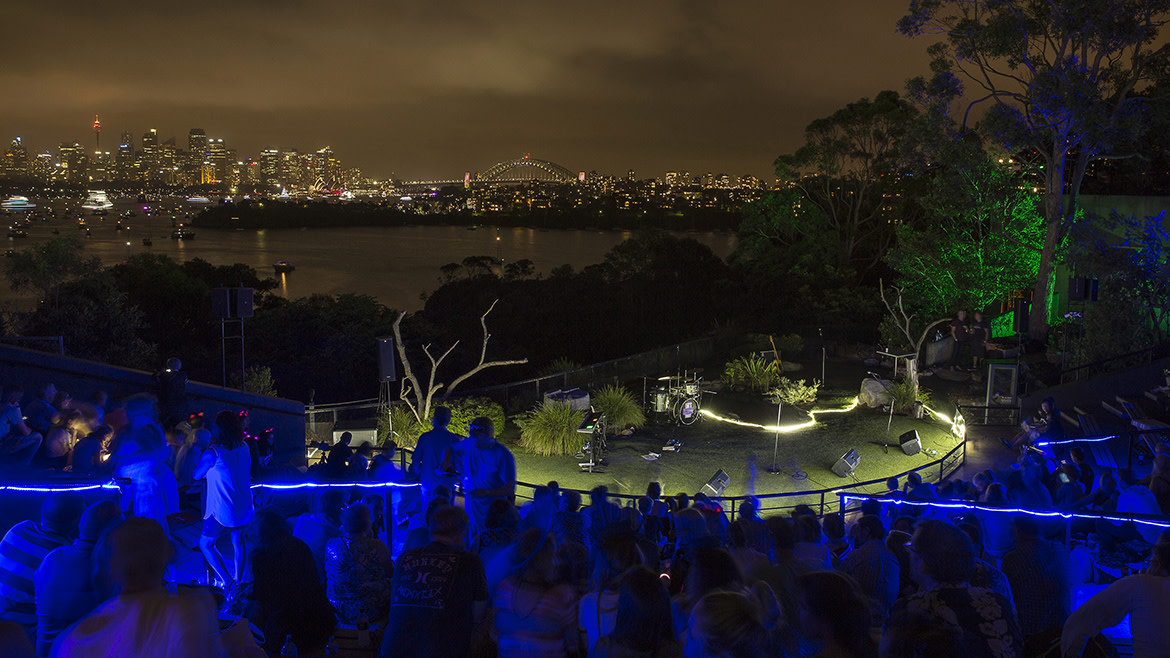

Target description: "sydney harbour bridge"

left=397, top=154, right=580, bottom=194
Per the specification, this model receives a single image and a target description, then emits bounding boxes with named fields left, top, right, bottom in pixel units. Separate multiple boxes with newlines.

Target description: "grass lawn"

left=506, top=358, right=966, bottom=513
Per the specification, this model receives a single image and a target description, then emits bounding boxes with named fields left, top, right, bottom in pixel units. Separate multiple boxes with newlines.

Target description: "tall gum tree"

left=898, top=0, right=1170, bottom=340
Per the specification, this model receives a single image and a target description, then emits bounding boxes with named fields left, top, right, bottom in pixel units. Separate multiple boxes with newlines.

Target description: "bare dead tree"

left=391, top=299, right=528, bottom=422
left=880, top=280, right=950, bottom=406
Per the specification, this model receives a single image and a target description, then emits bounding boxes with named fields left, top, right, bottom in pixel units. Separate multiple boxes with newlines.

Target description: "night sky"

left=2, top=1, right=934, bottom=181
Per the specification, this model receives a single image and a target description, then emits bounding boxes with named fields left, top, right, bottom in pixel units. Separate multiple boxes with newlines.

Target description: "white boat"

left=1, top=196, right=35, bottom=210
left=81, top=190, right=114, bottom=211
left=187, top=196, right=211, bottom=204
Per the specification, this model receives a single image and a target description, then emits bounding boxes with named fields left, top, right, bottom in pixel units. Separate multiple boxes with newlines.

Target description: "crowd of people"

left=3, top=387, right=1170, bottom=657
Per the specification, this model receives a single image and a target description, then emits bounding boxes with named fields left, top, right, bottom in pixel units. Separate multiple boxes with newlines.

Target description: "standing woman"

left=193, top=410, right=254, bottom=592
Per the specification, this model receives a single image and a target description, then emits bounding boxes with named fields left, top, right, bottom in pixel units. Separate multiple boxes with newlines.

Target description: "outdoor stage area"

left=511, top=375, right=966, bottom=515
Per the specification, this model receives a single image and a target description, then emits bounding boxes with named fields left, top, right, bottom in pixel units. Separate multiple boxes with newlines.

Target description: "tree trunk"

left=1029, top=220, right=1061, bottom=341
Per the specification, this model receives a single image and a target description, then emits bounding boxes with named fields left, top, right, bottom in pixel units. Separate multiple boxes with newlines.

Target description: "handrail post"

left=819, top=492, right=825, bottom=516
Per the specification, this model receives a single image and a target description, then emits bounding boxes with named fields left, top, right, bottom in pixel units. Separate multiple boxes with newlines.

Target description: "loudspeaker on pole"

left=377, top=337, right=397, bottom=382
left=1012, top=299, right=1030, bottom=334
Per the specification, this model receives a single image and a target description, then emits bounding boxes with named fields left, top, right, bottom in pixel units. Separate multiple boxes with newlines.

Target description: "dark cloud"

left=2, top=1, right=936, bottom=179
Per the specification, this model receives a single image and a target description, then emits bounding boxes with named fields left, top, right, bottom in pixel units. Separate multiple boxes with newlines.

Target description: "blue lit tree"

left=899, top=0, right=1170, bottom=340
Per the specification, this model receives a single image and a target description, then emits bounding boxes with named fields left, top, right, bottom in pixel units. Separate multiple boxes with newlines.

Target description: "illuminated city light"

left=701, top=397, right=859, bottom=433
left=839, top=494, right=1170, bottom=529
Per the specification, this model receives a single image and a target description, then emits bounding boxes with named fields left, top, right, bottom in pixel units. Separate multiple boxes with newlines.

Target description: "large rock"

left=859, top=378, right=893, bottom=408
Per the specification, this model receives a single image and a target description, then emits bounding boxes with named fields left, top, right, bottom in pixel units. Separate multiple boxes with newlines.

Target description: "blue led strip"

left=0, top=483, right=121, bottom=493
left=0, top=480, right=420, bottom=493
left=1036, top=434, right=1120, bottom=447
left=839, top=494, right=1170, bottom=529
left=251, top=482, right=422, bottom=491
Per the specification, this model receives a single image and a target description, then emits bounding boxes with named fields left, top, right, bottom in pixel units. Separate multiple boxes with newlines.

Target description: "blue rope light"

left=0, top=483, right=120, bottom=493
left=839, top=494, right=1170, bottom=529
left=1037, top=435, right=1120, bottom=447
left=0, top=480, right=420, bottom=493
left=251, top=481, right=421, bottom=491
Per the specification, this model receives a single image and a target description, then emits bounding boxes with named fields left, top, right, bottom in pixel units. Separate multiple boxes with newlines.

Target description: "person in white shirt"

left=1062, top=528, right=1170, bottom=658
left=193, top=410, right=255, bottom=592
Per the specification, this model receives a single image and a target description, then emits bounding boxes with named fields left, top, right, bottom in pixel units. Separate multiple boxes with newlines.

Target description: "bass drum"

left=671, top=396, right=701, bottom=425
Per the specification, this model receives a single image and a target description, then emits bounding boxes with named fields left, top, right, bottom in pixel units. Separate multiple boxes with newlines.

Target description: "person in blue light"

left=192, top=410, right=254, bottom=593
left=443, top=417, right=515, bottom=537
left=410, top=406, right=461, bottom=501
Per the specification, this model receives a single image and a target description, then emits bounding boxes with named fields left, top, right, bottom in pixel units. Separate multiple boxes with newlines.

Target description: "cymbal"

left=658, top=375, right=682, bottom=381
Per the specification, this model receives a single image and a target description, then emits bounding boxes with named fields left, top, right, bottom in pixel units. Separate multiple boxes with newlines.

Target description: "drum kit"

left=645, top=370, right=707, bottom=425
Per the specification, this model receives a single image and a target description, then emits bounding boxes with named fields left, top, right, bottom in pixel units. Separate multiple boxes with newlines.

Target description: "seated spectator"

left=293, top=488, right=347, bottom=584
left=673, top=547, right=746, bottom=642
left=821, top=514, right=850, bottom=566
left=369, top=441, right=403, bottom=481
left=1000, top=514, right=1070, bottom=640
left=735, top=499, right=769, bottom=556
left=551, top=489, right=588, bottom=549
left=1100, top=480, right=1164, bottom=551
left=348, top=442, right=373, bottom=479
left=493, top=528, right=578, bottom=658
left=1, top=385, right=42, bottom=466
left=247, top=508, right=336, bottom=656
left=839, top=515, right=899, bottom=622
left=666, top=507, right=716, bottom=597
left=727, top=522, right=770, bottom=580
left=173, top=421, right=211, bottom=488
left=1062, top=528, right=1170, bottom=658
left=325, top=503, right=393, bottom=624
left=33, top=500, right=121, bottom=658
left=976, top=483, right=1014, bottom=563
left=883, top=519, right=1022, bottom=658
left=42, top=410, right=86, bottom=471
left=23, top=384, right=58, bottom=437
left=579, top=533, right=642, bottom=654
left=71, top=390, right=108, bottom=428
left=380, top=505, right=488, bottom=658
left=797, top=570, right=877, bottom=658
left=0, top=493, right=85, bottom=642
left=684, top=591, right=769, bottom=658
left=590, top=566, right=682, bottom=658
left=1068, top=447, right=1095, bottom=493
left=69, top=425, right=113, bottom=477
left=52, top=518, right=224, bottom=657
left=1052, top=463, right=1086, bottom=509
left=885, top=529, right=916, bottom=599
left=1146, top=454, right=1170, bottom=514
left=792, top=515, right=831, bottom=571
left=0, top=621, right=34, bottom=658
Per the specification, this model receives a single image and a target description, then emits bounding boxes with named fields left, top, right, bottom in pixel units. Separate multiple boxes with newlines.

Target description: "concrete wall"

left=0, top=344, right=306, bottom=466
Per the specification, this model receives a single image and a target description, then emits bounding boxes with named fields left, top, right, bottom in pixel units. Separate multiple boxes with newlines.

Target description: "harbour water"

left=2, top=195, right=737, bottom=311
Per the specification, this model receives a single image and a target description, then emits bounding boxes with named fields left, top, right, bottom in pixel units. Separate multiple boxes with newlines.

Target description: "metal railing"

left=515, top=436, right=967, bottom=519
left=957, top=403, right=1021, bottom=426
left=1060, top=346, right=1155, bottom=384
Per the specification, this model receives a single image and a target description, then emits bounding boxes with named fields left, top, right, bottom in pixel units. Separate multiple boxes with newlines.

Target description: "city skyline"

left=0, top=2, right=934, bottom=181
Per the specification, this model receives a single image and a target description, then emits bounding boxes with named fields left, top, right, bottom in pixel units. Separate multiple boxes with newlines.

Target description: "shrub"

left=378, top=404, right=425, bottom=448
left=516, top=400, right=586, bottom=456
left=888, top=377, right=931, bottom=414
left=590, top=384, right=646, bottom=432
left=723, top=354, right=780, bottom=392
left=768, top=377, right=821, bottom=406
left=377, top=396, right=505, bottom=449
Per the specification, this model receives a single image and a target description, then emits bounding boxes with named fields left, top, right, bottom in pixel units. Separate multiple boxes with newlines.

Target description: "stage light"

left=251, top=481, right=422, bottom=491
left=838, top=494, right=1170, bottom=529
left=1037, top=435, right=1119, bottom=447
left=700, top=397, right=859, bottom=434
left=0, top=483, right=120, bottom=493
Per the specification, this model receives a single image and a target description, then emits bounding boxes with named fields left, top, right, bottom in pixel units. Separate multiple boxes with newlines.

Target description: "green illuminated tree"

left=899, top=0, right=1170, bottom=340
left=887, top=140, right=1045, bottom=318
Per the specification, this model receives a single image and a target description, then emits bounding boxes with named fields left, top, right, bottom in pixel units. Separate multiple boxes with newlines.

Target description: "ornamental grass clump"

left=723, top=354, right=780, bottom=392
left=591, top=384, right=646, bottom=433
left=517, top=400, right=586, bottom=456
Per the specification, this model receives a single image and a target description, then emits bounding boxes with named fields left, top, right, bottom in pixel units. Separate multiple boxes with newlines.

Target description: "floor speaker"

left=703, top=469, right=731, bottom=496
left=831, top=449, right=860, bottom=478
left=899, top=430, right=921, bottom=456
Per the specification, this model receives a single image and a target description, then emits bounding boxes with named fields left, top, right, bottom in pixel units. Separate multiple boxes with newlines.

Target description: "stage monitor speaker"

left=1012, top=299, right=1030, bottom=334
left=703, top=469, right=731, bottom=496
left=898, top=430, right=921, bottom=456
left=831, top=449, right=860, bottom=478
left=376, top=336, right=397, bottom=382
left=211, top=287, right=254, bottom=319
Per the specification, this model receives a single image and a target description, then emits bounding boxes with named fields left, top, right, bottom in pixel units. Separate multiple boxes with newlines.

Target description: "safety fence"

left=514, top=436, right=967, bottom=520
